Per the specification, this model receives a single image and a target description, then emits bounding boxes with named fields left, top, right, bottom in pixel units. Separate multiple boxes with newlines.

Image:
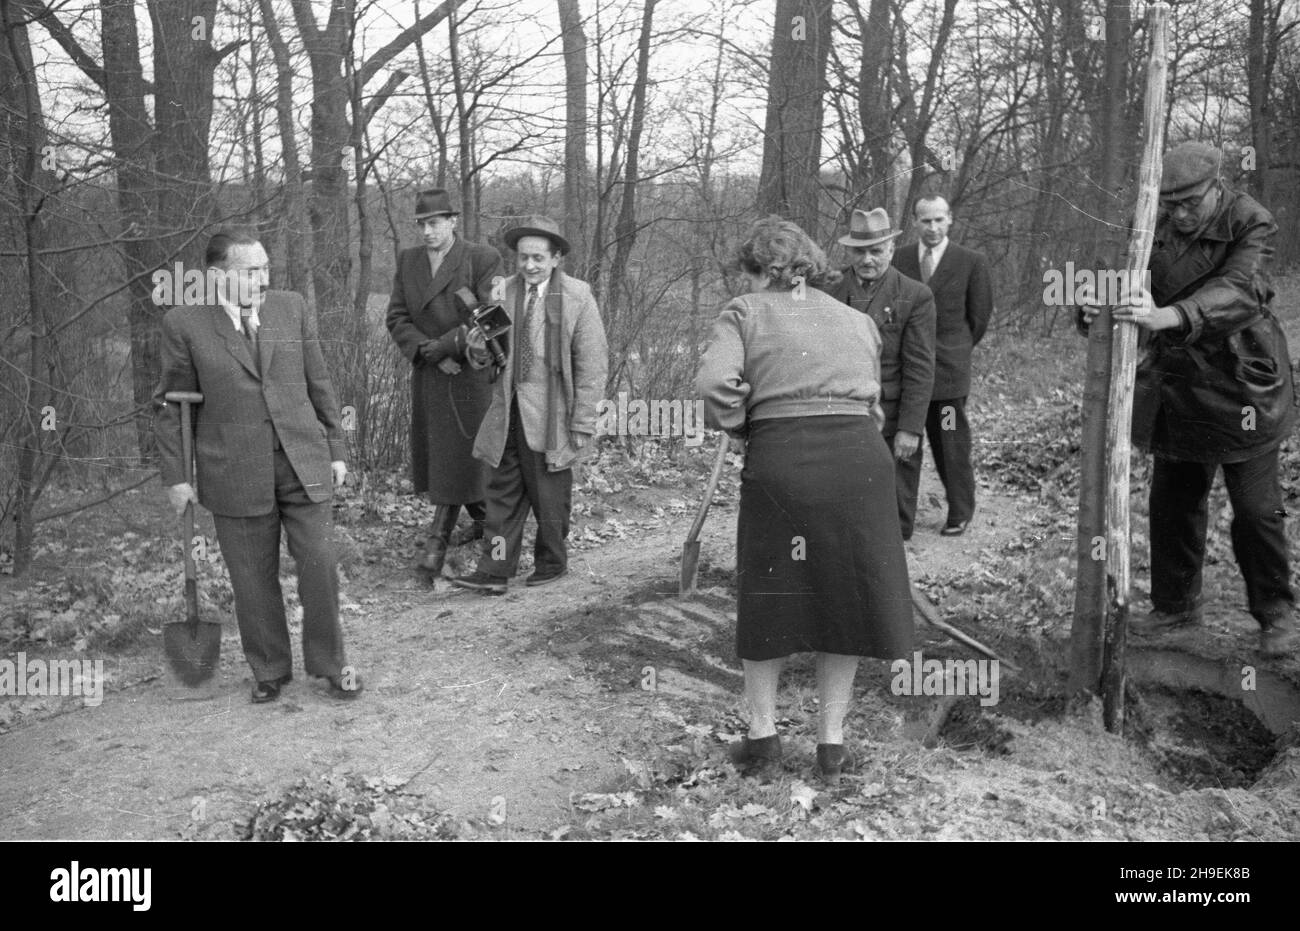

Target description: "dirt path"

left=3, top=457, right=1297, bottom=841
left=0, top=460, right=1013, bottom=839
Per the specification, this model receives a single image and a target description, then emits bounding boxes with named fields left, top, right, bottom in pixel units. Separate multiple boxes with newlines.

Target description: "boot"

left=420, top=504, right=461, bottom=575
left=451, top=500, right=487, bottom=547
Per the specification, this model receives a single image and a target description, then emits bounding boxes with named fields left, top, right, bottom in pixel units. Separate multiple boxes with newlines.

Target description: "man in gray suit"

left=893, top=195, right=994, bottom=536
left=154, top=228, right=362, bottom=703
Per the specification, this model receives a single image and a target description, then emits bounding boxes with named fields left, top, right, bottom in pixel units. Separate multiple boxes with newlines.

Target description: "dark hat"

left=1160, top=142, right=1222, bottom=197
left=414, top=188, right=459, bottom=219
left=503, top=215, right=570, bottom=256
left=837, top=207, right=902, bottom=248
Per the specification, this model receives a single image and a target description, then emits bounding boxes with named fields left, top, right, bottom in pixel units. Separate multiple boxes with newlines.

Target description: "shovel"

left=163, top=390, right=222, bottom=686
left=680, top=434, right=731, bottom=596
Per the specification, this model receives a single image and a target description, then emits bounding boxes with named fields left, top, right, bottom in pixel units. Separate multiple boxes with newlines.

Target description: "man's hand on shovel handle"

left=167, top=482, right=197, bottom=516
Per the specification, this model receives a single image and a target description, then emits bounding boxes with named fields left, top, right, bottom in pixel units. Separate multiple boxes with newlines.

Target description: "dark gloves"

left=416, top=325, right=468, bottom=366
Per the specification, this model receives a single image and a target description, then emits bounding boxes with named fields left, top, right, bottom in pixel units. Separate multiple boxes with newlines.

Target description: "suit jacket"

left=386, top=235, right=503, bottom=499
left=893, top=240, right=993, bottom=399
left=472, top=270, right=609, bottom=472
left=153, top=290, right=347, bottom=518
left=824, top=266, right=935, bottom=436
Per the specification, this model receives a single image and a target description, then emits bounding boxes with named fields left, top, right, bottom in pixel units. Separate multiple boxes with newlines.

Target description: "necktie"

left=921, top=247, right=935, bottom=284
left=427, top=248, right=443, bottom=280
left=240, top=310, right=259, bottom=370
left=517, top=284, right=538, bottom=382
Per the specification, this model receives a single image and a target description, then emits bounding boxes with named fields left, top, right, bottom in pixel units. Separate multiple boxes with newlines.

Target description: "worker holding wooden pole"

left=1081, top=2, right=1299, bottom=719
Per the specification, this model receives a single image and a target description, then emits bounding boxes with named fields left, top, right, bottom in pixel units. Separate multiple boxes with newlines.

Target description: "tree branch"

left=358, top=0, right=460, bottom=86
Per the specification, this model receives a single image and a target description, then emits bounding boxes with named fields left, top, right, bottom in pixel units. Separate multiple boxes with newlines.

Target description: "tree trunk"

left=146, top=0, right=224, bottom=267
left=448, top=7, right=479, bottom=239
left=1069, top=0, right=1132, bottom=697
left=1102, top=4, right=1169, bottom=733
left=99, top=0, right=166, bottom=459
left=414, top=0, right=450, bottom=188
left=1, top=0, right=61, bottom=574
left=606, top=0, right=656, bottom=338
left=257, top=0, right=312, bottom=301
left=757, top=0, right=833, bottom=237
left=557, top=0, right=589, bottom=278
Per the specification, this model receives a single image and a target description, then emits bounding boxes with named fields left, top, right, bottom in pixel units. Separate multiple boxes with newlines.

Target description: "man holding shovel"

left=153, top=228, right=362, bottom=702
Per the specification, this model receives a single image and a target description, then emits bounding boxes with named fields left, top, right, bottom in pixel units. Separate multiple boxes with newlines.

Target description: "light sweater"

left=696, top=286, right=884, bottom=435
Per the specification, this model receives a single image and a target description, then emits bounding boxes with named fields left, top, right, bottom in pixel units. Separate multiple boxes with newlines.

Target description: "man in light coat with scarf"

left=453, top=216, right=609, bottom=594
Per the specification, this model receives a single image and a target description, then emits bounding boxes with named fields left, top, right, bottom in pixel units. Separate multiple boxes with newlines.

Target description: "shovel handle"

left=172, top=392, right=203, bottom=626
left=686, top=434, right=731, bottom=544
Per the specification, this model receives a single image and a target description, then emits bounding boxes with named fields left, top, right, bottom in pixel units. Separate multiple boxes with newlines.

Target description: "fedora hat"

left=837, top=207, right=902, bottom=248
left=414, top=188, right=459, bottom=219
left=503, top=215, right=570, bottom=256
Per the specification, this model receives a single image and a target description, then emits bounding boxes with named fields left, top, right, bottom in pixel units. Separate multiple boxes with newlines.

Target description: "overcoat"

left=471, top=269, right=608, bottom=472
left=386, top=235, right=504, bottom=500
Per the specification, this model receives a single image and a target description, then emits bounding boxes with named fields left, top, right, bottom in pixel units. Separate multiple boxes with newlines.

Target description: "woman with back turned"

left=696, top=216, right=914, bottom=783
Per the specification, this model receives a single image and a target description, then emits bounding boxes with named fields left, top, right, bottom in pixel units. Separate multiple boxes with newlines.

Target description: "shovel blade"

left=163, top=619, right=223, bottom=687
left=679, top=541, right=702, bottom=596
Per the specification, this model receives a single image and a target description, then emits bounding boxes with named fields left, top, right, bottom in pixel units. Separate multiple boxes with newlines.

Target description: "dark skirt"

left=736, top=415, right=914, bottom=661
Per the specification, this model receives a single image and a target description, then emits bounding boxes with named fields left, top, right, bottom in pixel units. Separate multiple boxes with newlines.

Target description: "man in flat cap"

left=386, top=189, right=504, bottom=579
left=452, top=216, right=609, bottom=594
left=825, top=207, right=936, bottom=541
left=1083, top=141, right=1298, bottom=657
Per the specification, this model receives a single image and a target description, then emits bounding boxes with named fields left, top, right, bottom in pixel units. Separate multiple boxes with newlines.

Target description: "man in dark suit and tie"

left=892, top=195, right=994, bottom=536
left=825, top=207, right=936, bottom=541
left=386, top=189, right=504, bottom=578
left=452, top=216, right=608, bottom=594
left=154, top=228, right=361, bottom=703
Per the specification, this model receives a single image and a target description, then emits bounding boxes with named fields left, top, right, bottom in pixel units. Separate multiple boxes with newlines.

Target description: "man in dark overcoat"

left=892, top=195, right=994, bottom=536
left=386, top=189, right=505, bottom=576
left=825, top=207, right=936, bottom=541
left=1084, top=141, right=1298, bottom=657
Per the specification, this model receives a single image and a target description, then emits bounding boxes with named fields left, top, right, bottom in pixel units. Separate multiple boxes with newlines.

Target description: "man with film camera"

left=452, top=216, right=608, bottom=594
left=386, top=189, right=504, bottom=578
left=1082, top=141, right=1298, bottom=657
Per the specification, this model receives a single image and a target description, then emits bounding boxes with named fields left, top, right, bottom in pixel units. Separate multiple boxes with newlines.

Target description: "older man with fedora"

left=825, top=208, right=936, bottom=541
left=453, top=215, right=609, bottom=594
left=1083, top=141, right=1298, bottom=657
left=386, top=188, right=504, bottom=578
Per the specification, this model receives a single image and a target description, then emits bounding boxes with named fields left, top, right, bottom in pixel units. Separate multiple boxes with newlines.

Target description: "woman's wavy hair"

left=734, top=215, right=841, bottom=290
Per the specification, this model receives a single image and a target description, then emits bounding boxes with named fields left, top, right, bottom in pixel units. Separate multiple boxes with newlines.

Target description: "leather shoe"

left=1130, top=605, right=1203, bottom=636
left=1260, top=616, right=1299, bottom=658
left=325, top=671, right=364, bottom=700
left=452, top=570, right=508, bottom=594
left=940, top=520, right=970, bottom=536
left=526, top=566, right=568, bottom=587
left=251, top=673, right=292, bottom=704
left=816, top=743, right=855, bottom=785
left=729, top=734, right=782, bottom=776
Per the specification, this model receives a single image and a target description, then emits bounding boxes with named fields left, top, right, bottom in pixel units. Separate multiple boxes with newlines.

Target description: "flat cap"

left=1160, top=142, right=1222, bottom=197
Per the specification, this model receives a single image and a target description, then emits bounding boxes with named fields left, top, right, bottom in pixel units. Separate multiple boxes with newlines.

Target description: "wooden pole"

left=1101, top=2, right=1169, bottom=732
